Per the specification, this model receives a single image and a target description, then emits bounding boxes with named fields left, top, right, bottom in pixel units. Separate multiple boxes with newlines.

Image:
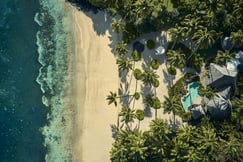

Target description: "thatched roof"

left=190, top=105, right=206, bottom=120
left=207, top=95, right=232, bottom=120
left=217, top=86, right=233, bottom=100
left=207, top=63, right=237, bottom=89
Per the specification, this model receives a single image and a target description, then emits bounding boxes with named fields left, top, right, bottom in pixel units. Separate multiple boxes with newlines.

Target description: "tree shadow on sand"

left=140, top=84, right=153, bottom=118
left=68, top=0, right=116, bottom=37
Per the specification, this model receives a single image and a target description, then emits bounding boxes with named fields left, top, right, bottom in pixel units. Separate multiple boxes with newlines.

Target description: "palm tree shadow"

left=69, top=1, right=114, bottom=36
left=162, top=69, right=172, bottom=88
left=118, top=83, right=131, bottom=107
left=140, top=84, right=153, bottom=117
left=169, top=117, right=181, bottom=132
left=110, top=124, right=118, bottom=140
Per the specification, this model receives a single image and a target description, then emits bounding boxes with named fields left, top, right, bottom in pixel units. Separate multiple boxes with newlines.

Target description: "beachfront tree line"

left=67, top=0, right=243, bottom=161
left=105, top=0, right=243, bottom=161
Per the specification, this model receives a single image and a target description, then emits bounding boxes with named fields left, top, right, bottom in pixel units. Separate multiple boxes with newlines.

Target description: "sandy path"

left=72, top=7, right=118, bottom=162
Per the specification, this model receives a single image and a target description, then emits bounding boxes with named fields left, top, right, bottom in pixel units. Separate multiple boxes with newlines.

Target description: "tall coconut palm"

left=147, top=119, right=172, bottom=160
left=163, top=95, right=182, bottom=126
left=111, top=18, right=125, bottom=33
left=119, top=106, right=136, bottom=130
left=116, top=55, right=133, bottom=72
left=230, top=30, right=243, bottom=49
left=168, top=26, right=187, bottom=49
left=115, top=41, right=128, bottom=56
left=106, top=91, right=119, bottom=107
left=214, top=50, right=235, bottom=66
left=166, top=50, right=186, bottom=68
left=192, top=27, right=220, bottom=50
left=196, top=126, right=219, bottom=160
left=130, top=129, right=147, bottom=161
left=219, top=135, right=243, bottom=161
left=141, top=67, right=159, bottom=87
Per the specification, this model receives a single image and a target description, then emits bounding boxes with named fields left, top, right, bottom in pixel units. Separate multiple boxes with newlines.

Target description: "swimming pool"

left=182, top=82, right=201, bottom=111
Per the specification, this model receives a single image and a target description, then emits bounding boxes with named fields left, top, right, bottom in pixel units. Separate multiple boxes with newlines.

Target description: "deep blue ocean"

left=0, top=0, right=46, bottom=161
left=0, top=0, right=74, bottom=160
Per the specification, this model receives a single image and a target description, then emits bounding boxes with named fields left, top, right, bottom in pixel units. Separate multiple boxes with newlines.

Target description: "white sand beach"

left=71, top=7, right=119, bottom=162
left=70, top=4, right=183, bottom=162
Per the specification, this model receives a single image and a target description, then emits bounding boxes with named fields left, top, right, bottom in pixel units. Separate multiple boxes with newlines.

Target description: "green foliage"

left=116, top=55, right=132, bottom=72
left=135, top=109, right=145, bottom=121
left=115, top=41, right=128, bottom=56
left=111, top=18, right=125, bottom=33
left=168, top=77, right=186, bottom=97
left=141, top=66, right=159, bottom=87
left=146, top=39, right=155, bottom=49
left=88, top=0, right=109, bottom=8
left=151, top=59, right=159, bottom=70
left=167, top=50, right=186, bottom=68
left=152, top=79, right=160, bottom=88
left=167, top=66, right=176, bottom=75
left=106, top=0, right=243, bottom=161
left=198, top=84, right=215, bottom=99
left=106, top=91, right=118, bottom=107
left=133, top=68, right=142, bottom=80
left=214, top=50, right=235, bottom=66
left=132, top=50, right=141, bottom=61
left=230, top=29, right=243, bottom=48
left=133, top=92, right=140, bottom=100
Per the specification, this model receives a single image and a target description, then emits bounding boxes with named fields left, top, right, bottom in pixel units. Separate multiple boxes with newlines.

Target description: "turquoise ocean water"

left=0, top=0, right=74, bottom=161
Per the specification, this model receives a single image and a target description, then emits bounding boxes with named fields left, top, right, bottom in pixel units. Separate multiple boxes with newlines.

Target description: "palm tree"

left=231, top=96, right=243, bottom=129
left=115, top=41, right=128, bottom=56
left=116, top=55, right=133, bottom=72
left=168, top=26, right=187, bottom=49
left=119, top=106, right=135, bottom=130
left=230, top=30, right=243, bottom=49
left=152, top=97, right=162, bottom=119
left=192, top=27, right=220, bottom=50
left=141, top=66, right=159, bottom=87
left=199, top=86, right=215, bottom=99
left=176, top=125, right=197, bottom=143
left=147, top=119, right=172, bottom=160
left=196, top=126, right=219, bottom=160
left=135, top=109, right=144, bottom=129
left=214, top=50, right=235, bottom=66
left=106, top=91, right=118, bottom=107
left=219, top=135, right=243, bottom=161
left=143, top=94, right=154, bottom=108
left=129, top=129, right=147, bottom=161
left=111, top=18, right=125, bottom=33
left=166, top=50, right=186, bottom=68
left=163, top=95, right=182, bottom=126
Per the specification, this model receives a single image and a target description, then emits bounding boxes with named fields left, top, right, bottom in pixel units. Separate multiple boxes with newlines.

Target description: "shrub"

left=132, top=50, right=141, bottom=61
left=168, top=66, right=177, bottom=75
left=135, top=109, right=144, bottom=121
left=151, top=59, right=159, bottom=69
left=146, top=39, right=155, bottom=49
left=134, top=92, right=140, bottom=100
left=134, top=68, right=142, bottom=80
left=152, top=79, right=160, bottom=88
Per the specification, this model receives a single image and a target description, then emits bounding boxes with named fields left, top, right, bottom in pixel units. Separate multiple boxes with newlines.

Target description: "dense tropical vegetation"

left=68, top=0, right=243, bottom=161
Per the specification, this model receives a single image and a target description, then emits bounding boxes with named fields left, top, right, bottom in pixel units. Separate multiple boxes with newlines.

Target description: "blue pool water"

left=182, top=82, right=201, bottom=111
